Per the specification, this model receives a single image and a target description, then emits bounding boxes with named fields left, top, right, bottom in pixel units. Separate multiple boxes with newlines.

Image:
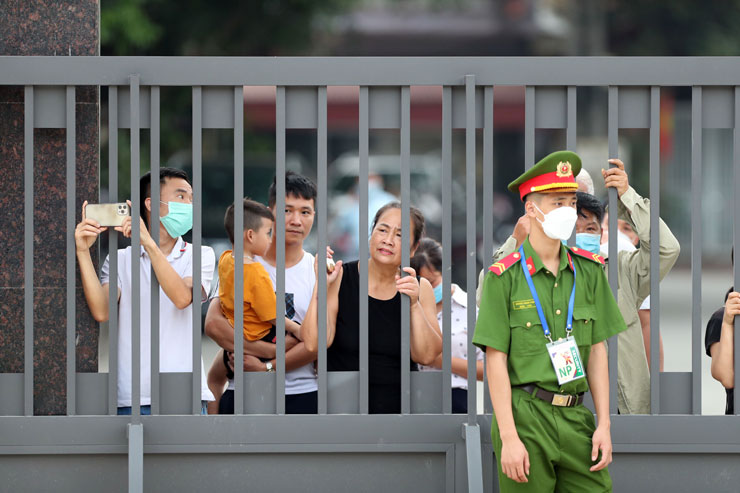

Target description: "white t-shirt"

left=420, top=284, right=484, bottom=390
left=255, top=251, right=318, bottom=395
left=101, top=237, right=216, bottom=407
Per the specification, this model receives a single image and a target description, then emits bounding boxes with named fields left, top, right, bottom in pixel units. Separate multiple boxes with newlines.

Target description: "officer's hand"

left=501, top=436, right=530, bottom=483
left=75, top=200, right=107, bottom=252
left=589, top=425, right=613, bottom=472
left=723, top=292, right=740, bottom=326
left=602, top=158, right=629, bottom=197
left=512, top=214, right=530, bottom=248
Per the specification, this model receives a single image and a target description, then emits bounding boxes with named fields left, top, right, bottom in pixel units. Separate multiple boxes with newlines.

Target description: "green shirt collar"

left=521, top=237, right=572, bottom=274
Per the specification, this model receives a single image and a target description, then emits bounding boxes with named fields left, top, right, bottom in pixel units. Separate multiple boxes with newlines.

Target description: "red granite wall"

left=0, top=1, right=100, bottom=415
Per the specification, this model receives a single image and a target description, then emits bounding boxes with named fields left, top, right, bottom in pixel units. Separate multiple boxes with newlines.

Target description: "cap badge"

left=556, top=161, right=573, bottom=178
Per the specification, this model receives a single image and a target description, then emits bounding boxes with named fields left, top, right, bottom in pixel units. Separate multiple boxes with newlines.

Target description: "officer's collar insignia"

left=489, top=251, right=534, bottom=276
left=569, top=246, right=605, bottom=265
left=555, top=161, right=573, bottom=178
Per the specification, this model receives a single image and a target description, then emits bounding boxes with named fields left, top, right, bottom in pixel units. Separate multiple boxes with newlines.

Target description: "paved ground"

left=99, top=267, right=731, bottom=415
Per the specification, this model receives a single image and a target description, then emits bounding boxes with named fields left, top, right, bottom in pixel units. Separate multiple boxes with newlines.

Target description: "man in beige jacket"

left=478, top=159, right=680, bottom=414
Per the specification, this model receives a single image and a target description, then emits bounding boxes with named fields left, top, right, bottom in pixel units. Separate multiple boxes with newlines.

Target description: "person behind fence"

left=75, top=167, right=215, bottom=415
left=205, top=171, right=320, bottom=414
left=600, top=212, right=662, bottom=372
left=302, top=202, right=443, bottom=414
left=206, top=198, right=303, bottom=414
left=410, top=237, right=483, bottom=414
left=474, top=151, right=627, bottom=492
left=706, top=264, right=737, bottom=415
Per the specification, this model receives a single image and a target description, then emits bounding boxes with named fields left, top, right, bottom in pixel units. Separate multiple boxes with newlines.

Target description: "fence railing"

left=1, top=57, right=740, bottom=493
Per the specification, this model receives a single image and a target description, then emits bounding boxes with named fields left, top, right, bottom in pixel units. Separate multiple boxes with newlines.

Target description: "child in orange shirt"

left=207, top=199, right=301, bottom=413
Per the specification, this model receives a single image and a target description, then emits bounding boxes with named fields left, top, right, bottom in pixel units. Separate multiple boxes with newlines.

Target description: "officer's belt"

left=515, top=384, right=585, bottom=407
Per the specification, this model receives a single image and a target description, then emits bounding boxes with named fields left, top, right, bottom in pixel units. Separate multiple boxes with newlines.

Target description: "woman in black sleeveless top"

left=303, top=202, right=442, bottom=413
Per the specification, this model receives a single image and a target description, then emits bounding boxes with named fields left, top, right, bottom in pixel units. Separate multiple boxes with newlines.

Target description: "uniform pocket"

left=572, top=304, right=596, bottom=347
left=509, top=310, right=548, bottom=355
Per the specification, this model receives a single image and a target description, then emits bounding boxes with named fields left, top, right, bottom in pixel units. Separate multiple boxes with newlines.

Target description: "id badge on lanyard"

left=518, top=246, right=586, bottom=385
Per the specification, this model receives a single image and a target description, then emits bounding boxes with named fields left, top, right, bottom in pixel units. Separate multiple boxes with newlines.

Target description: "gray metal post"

left=23, top=85, right=34, bottom=417
left=234, top=85, right=245, bottom=415
left=649, top=86, right=661, bottom=415
left=150, top=86, right=160, bottom=415
left=691, top=86, right=703, bottom=415
left=607, top=85, right=619, bottom=415
left=441, top=86, right=453, bottom=415
left=464, top=423, right=484, bottom=493
left=275, top=86, right=286, bottom=415
left=130, top=74, right=141, bottom=422
left=192, top=86, right=203, bottom=415
left=108, top=86, right=119, bottom=416
left=359, top=86, right=370, bottom=415
left=127, top=422, right=143, bottom=493
left=525, top=87, right=535, bottom=169
left=317, top=86, right=328, bottom=415
left=465, top=75, right=477, bottom=423
left=566, top=86, right=577, bottom=247
left=482, top=86, right=494, bottom=415
left=400, top=86, right=411, bottom=414
left=66, top=85, right=76, bottom=416
left=735, top=86, right=740, bottom=416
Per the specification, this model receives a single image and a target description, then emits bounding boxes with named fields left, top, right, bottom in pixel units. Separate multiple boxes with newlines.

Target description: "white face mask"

left=533, top=203, right=578, bottom=241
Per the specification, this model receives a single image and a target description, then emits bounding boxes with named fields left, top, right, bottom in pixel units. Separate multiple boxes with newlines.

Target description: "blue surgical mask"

left=575, top=233, right=602, bottom=255
left=159, top=201, right=193, bottom=238
left=433, top=282, right=444, bottom=304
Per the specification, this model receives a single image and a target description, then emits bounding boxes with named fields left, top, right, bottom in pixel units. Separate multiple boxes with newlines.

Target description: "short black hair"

left=371, top=201, right=425, bottom=247
left=576, top=191, right=604, bottom=227
left=224, top=198, right=275, bottom=245
left=268, top=171, right=317, bottom=209
left=411, top=238, right=443, bottom=274
left=140, top=167, right=191, bottom=229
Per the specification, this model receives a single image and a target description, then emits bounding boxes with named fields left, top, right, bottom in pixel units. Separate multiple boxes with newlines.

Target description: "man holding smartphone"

left=75, top=167, right=215, bottom=414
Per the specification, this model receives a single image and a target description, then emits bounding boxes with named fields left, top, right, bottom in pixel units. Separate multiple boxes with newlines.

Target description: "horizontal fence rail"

left=2, top=57, right=740, bottom=493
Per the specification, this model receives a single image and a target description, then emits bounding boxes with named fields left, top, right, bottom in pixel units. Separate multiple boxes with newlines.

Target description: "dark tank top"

left=328, top=260, right=418, bottom=414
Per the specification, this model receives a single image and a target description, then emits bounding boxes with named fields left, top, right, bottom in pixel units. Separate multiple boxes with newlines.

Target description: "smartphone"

left=85, top=203, right=130, bottom=227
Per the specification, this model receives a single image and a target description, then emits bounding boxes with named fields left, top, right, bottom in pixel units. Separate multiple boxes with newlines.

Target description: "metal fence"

left=1, top=57, right=740, bottom=493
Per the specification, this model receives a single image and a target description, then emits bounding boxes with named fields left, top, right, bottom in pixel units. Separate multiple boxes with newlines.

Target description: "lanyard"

left=518, top=246, right=576, bottom=342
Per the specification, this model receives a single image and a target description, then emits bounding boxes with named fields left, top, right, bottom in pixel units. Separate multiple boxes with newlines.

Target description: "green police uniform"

left=473, top=151, right=628, bottom=492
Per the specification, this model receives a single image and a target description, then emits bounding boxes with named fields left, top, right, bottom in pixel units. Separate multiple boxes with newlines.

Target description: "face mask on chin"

left=433, top=282, right=444, bottom=304
left=533, top=203, right=578, bottom=241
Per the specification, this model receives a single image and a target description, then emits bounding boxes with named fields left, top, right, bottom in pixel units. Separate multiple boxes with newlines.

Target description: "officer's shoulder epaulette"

left=488, top=250, right=524, bottom=276
left=568, top=246, right=605, bottom=265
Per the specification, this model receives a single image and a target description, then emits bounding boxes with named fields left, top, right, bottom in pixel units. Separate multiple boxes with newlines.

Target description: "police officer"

left=473, top=151, right=627, bottom=492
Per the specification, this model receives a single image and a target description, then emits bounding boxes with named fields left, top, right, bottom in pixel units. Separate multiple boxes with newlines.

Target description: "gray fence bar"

left=566, top=87, right=577, bottom=248
left=66, top=85, right=76, bottom=416
left=441, top=86, right=453, bottom=415
left=23, top=86, right=34, bottom=417
left=108, top=86, right=119, bottom=416
left=127, top=422, right=143, bottom=493
left=400, top=86, right=411, bottom=415
left=317, top=86, right=328, bottom=415
left=150, top=86, right=160, bottom=415
left=525, top=86, right=535, bottom=169
left=735, top=86, right=740, bottom=416
left=234, top=85, right=245, bottom=415
left=691, top=86, right=703, bottom=415
left=649, top=86, right=661, bottom=415
left=275, top=86, right=286, bottom=415
left=192, top=86, right=203, bottom=415
left=130, top=75, right=142, bottom=421
left=567, top=86, right=577, bottom=149
left=607, top=85, right=619, bottom=415
left=359, top=86, right=370, bottom=415
left=465, top=75, right=477, bottom=423
left=12, top=57, right=740, bottom=87
left=482, top=85, right=493, bottom=415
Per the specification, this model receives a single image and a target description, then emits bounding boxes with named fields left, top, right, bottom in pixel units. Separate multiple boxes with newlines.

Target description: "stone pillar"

left=0, top=1, right=100, bottom=415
